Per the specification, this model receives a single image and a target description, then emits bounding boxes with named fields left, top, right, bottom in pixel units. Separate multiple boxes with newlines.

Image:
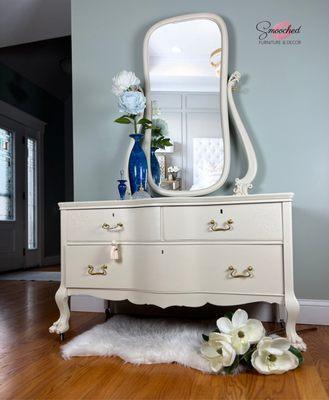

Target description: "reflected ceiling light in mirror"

left=148, top=19, right=221, bottom=91
left=171, top=45, right=182, bottom=54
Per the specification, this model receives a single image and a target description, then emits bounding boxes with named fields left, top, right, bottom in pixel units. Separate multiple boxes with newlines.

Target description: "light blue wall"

left=71, top=0, right=329, bottom=299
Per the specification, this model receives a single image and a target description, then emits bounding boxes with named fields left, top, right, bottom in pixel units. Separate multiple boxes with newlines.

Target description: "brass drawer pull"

left=228, top=265, right=254, bottom=278
left=87, top=265, right=108, bottom=276
left=102, top=222, right=124, bottom=231
left=209, top=218, right=233, bottom=232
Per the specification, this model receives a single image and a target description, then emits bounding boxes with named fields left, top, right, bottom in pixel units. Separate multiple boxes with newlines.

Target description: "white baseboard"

left=71, top=296, right=107, bottom=313
left=277, top=299, right=329, bottom=325
left=69, top=297, right=329, bottom=325
left=42, top=255, right=60, bottom=266
left=298, top=299, right=329, bottom=325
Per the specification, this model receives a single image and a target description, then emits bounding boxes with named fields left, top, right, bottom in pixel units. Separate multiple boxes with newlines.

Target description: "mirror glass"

left=147, top=18, right=224, bottom=192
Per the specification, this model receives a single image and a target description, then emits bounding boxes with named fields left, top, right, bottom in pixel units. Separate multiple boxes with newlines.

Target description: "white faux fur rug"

left=61, top=315, right=215, bottom=373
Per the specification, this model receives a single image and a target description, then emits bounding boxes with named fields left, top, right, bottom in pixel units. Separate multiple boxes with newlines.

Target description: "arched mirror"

left=143, top=13, right=230, bottom=197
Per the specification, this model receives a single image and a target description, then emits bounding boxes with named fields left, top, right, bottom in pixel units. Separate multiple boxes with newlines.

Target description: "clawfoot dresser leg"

left=49, top=285, right=70, bottom=338
left=285, top=295, right=307, bottom=351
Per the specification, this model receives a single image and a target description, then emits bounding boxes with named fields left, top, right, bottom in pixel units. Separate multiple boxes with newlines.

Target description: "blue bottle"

left=117, top=169, right=127, bottom=200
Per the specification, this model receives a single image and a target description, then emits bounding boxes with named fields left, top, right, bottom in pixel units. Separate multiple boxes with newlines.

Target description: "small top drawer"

left=66, top=207, right=160, bottom=242
left=163, top=203, right=282, bottom=241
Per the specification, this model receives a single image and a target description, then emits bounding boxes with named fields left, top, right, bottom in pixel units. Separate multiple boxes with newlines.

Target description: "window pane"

left=0, top=128, right=14, bottom=221
left=27, top=138, right=37, bottom=249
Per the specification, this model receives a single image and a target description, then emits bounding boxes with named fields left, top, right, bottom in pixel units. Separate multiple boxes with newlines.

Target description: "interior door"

left=0, top=115, right=42, bottom=272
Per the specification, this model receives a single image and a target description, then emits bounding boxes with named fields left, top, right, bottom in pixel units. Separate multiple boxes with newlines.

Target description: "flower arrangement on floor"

left=201, top=309, right=303, bottom=375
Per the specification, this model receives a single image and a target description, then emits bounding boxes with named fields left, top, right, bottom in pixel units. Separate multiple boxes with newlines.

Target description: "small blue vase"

left=128, top=133, right=148, bottom=194
left=117, top=179, right=127, bottom=200
left=150, top=147, right=160, bottom=185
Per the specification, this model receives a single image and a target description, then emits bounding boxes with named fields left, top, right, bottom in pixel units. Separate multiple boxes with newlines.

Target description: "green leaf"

left=162, top=138, right=173, bottom=146
left=202, top=334, right=209, bottom=342
left=114, top=116, right=132, bottom=124
left=289, top=346, right=304, bottom=366
left=240, top=345, right=255, bottom=366
left=223, top=355, right=240, bottom=375
left=224, top=311, right=234, bottom=320
left=137, top=118, right=152, bottom=125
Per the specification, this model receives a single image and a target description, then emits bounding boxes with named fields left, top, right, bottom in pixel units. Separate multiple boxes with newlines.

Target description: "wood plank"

left=0, top=280, right=328, bottom=400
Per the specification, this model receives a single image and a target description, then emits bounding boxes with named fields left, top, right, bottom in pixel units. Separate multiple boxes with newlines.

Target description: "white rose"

left=251, top=337, right=299, bottom=375
left=217, top=309, right=265, bottom=355
left=112, top=70, right=140, bottom=96
left=201, top=332, right=236, bottom=373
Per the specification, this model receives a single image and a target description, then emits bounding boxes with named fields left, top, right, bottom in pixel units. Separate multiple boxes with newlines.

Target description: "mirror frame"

left=143, top=13, right=230, bottom=197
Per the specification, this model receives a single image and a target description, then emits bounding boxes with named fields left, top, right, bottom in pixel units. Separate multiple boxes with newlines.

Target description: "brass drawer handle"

left=102, top=222, right=124, bottom=231
left=228, top=265, right=254, bottom=278
left=87, top=265, right=108, bottom=276
left=209, top=218, right=233, bottom=231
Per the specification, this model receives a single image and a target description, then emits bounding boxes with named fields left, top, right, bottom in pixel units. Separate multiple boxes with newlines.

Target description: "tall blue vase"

left=128, top=133, right=148, bottom=194
left=150, top=147, right=160, bottom=186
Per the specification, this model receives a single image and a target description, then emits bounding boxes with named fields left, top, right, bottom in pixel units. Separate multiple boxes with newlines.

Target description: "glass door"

left=0, top=115, right=42, bottom=272
left=25, top=136, right=40, bottom=267
left=0, top=117, right=25, bottom=272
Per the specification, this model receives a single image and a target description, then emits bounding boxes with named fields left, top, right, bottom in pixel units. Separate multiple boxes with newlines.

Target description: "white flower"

left=251, top=337, right=299, bottom=375
left=152, top=118, right=169, bottom=136
left=201, top=332, right=236, bottom=373
left=168, top=166, right=180, bottom=173
left=112, top=70, right=140, bottom=96
left=217, top=309, right=265, bottom=354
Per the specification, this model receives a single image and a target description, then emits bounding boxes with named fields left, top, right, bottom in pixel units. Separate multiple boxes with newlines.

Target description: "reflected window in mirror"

left=148, top=19, right=223, bottom=192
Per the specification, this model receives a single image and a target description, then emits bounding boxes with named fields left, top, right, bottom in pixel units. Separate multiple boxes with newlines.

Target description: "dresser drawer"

left=66, top=207, right=160, bottom=242
left=163, top=203, right=282, bottom=241
left=65, top=244, right=283, bottom=296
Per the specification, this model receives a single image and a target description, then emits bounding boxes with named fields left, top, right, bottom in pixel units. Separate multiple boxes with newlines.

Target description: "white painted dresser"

left=49, top=193, right=306, bottom=350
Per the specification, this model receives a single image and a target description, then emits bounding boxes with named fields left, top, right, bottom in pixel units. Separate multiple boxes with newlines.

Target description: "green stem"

left=133, top=115, right=138, bottom=134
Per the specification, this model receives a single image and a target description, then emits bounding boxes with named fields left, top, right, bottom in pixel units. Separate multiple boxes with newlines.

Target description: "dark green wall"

left=0, top=62, right=66, bottom=257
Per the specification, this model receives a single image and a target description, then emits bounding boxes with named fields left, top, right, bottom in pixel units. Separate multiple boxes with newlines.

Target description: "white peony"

left=168, top=166, right=180, bottom=173
left=112, top=70, right=140, bottom=96
left=217, top=309, right=265, bottom=355
left=201, top=332, right=236, bottom=373
left=251, top=337, right=299, bottom=375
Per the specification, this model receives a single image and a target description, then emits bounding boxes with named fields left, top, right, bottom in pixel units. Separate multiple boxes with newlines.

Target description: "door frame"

left=0, top=100, right=45, bottom=269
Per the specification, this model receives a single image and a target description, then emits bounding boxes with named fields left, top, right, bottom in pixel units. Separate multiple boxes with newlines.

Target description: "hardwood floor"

left=0, top=280, right=328, bottom=400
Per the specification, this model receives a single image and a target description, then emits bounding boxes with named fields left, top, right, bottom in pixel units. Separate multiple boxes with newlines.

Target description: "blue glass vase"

left=150, top=147, right=160, bottom=185
left=117, top=179, right=127, bottom=200
left=128, top=133, right=148, bottom=194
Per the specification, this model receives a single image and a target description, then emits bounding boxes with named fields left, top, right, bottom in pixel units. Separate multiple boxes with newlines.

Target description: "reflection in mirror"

left=148, top=19, right=223, bottom=191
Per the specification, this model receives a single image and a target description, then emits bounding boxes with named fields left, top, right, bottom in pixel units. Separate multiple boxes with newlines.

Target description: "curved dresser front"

left=49, top=193, right=306, bottom=350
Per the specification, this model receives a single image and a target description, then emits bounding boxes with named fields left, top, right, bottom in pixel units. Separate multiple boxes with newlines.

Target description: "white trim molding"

left=297, top=299, right=329, bottom=325
left=277, top=299, right=329, bottom=325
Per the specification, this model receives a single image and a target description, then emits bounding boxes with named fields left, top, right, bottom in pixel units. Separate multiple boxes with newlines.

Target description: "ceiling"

left=0, top=0, right=71, bottom=48
left=0, top=37, right=72, bottom=100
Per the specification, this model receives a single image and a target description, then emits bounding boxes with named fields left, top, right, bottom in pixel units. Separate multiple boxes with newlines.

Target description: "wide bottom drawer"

left=65, top=244, right=283, bottom=296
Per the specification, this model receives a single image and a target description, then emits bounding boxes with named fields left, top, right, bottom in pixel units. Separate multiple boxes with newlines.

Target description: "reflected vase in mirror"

left=128, top=133, right=148, bottom=194
left=150, top=147, right=161, bottom=185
